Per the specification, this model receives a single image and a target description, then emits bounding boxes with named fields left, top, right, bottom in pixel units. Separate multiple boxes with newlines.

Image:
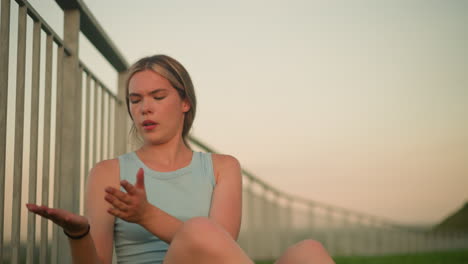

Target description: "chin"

left=143, top=135, right=167, bottom=146
left=143, top=138, right=162, bottom=145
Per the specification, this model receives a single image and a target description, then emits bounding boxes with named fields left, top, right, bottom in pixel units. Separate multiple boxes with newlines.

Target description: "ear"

left=182, top=98, right=191, bottom=113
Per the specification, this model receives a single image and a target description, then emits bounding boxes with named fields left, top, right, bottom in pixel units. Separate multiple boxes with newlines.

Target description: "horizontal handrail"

left=15, top=0, right=72, bottom=55
left=55, top=0, right=129, bottom=72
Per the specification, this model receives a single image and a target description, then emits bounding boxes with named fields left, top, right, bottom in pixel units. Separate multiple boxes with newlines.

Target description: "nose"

left=140, top=97, right=153, bottom=115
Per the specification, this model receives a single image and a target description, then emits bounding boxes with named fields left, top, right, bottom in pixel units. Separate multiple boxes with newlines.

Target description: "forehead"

left=128, top=70, right=173, bottom=94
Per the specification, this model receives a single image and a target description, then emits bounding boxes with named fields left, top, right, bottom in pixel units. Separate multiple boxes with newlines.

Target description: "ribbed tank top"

left=114, top=151, right=216, bottom=264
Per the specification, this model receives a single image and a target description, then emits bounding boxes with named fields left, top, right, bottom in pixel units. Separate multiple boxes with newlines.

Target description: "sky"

left=5, top=0, right=468, bottom=227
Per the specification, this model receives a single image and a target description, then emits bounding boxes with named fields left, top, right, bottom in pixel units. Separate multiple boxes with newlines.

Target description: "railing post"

left=0, top=0, right=11, bottom=260
left=11, top=4, right=27, bottom=263
left=54, top=8, right=81, bottom=264
left=40, top=34, right=54, bottom=264
left=26, top=18, right=42, bottom=264
left=115, top=71, right=128, bottom=155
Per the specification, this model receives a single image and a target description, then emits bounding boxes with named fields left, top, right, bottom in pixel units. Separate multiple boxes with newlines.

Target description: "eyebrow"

left=128, top=88, right=167, bottom=97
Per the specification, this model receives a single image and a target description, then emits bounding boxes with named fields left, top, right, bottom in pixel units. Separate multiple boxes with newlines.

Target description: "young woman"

left=26, top=55, right=335, bottom=264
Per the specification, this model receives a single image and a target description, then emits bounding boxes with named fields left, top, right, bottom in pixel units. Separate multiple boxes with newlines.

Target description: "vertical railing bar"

left=340, top=213, right=347, bottom=256
left=116, top=71, right=127, bottom=155
left=279, top=197, right=286, bottom=254
left=76, top=66, right=84, bottom=215
left=273, top=192, right=279, bottom=258
left=96, top=86, right=101, bottom=162
left=39, top=33, right=53, bottom=264
left=107, top=95, right=112, bottom=159
left=93, top=81, right=99, bottom=165
left=261, top=187, right=268, bottom=259
left=0, top=0, right=11, bottom=259
left=51, top=45, right=64, bottom=264
left=11, top=4, right=27, bottom=264
left=271, top=191, right=279, bottom=258
left=248, top=183, right=257, bottom=259
left=88, top=78, right=95, bottom=172
left=350, top=216, right=357, bottom=255
left=337, top=212, right=344, bottom=256
left=26, top=18, right=41, bottom=264
left=307, top=203, right=316, bottom=255
left=285, top=198, right=292, bottom=250
left=83, top=73, right=91, bottom=182
left=267, top=191, right=273, bottom=259
left=326, top=208, right=334, bottom=255
left=100, top=87, right=105, bottom=160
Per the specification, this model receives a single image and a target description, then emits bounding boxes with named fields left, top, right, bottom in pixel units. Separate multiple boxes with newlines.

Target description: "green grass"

left=255, top=249, right=468, bottom=264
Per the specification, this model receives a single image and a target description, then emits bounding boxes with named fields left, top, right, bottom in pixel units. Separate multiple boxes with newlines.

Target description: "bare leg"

left=274, top=239, right=336, bottom=264
left=163, top=217, right=254, bottom=264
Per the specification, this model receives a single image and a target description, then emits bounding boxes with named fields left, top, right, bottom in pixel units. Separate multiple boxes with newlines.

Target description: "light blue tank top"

left=114, top=151, right=216, bottom=264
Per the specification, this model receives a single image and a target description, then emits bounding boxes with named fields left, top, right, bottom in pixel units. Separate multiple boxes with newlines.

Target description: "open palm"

left=26, top=204, right=89, bottom=236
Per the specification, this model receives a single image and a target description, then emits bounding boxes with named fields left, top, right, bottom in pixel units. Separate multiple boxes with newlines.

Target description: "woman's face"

left=128, top=69, right=190, bottom=145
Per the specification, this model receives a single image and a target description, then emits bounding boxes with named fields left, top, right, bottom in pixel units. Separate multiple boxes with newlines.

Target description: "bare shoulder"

left=87, top=158, right=120, bottom=187
left=92, top=158, right=119, bottom=172
left=211, top=153, right=241, bottom=184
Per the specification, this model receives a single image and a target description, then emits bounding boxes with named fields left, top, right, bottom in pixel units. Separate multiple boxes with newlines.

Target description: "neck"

left=138, top=136, right=192, bottom=167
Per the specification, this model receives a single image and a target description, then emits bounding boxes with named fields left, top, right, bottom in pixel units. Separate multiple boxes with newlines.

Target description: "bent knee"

left=179, top=217, right=218, bottom=236
left=280, top=239, right=333, bottom=263
left=293, top=239, right=327, bottom=253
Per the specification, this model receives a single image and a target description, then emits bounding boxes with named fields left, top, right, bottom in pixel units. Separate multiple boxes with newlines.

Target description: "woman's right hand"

left=26, top=204, right=89, bottom=237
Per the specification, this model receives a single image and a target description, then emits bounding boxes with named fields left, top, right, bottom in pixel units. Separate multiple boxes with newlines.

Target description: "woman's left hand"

left=105, top=168, right=150, bottom=224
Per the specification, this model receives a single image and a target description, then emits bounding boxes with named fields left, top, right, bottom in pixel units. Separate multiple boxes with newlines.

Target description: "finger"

left=26, top=203, right=40, bottom=212
left=104, top=194, right=129, bottom=212
left=135, top=168, right=145, bottom=189
left=121, top=180, right=137, bottom=195
left=27, top=206, right=50, bottom=219
left=105, top=187, right=131, bottom=204
left=26, top=203, right=47, bottom=212
left=107, top=207, right=126, bottom=219
left=26, top=204, right=53, bottom=218
left=28, top=206, right=65, bottom=226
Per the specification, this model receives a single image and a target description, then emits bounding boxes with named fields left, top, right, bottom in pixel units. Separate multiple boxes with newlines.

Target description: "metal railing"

left=188, top=139, right=468, bottom=259
left=1, top=0, right=467, bottom=263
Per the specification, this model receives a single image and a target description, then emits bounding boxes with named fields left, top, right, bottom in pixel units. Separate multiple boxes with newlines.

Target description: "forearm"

left=139, top=204, right=183, bottom=244
left=68, top=234, right=102, bottom=264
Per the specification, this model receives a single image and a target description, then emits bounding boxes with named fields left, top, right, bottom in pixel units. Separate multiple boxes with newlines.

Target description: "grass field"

left=255, top=249, right=468, bottom=264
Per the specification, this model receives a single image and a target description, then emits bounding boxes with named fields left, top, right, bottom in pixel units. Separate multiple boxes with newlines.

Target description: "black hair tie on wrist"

left=63, top=224, right=90, bottom=240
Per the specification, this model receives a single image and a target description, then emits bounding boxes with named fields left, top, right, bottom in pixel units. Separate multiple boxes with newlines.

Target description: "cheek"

left=162, top=100, right=184, bottom=116
left=129, top=105, right=138, bottom=119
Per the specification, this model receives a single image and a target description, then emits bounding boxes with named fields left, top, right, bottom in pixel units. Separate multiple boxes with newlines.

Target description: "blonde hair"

left=125, top=55, right=196, bottom=147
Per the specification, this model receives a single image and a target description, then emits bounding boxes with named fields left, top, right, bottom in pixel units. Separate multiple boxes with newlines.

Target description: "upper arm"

left=85, top=159, right=120, bottom=264
left=209, top=154, right=243, bottom=241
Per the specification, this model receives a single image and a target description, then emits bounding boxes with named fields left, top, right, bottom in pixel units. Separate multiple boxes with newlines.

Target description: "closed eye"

left=128, top=94, right=141, bottom=104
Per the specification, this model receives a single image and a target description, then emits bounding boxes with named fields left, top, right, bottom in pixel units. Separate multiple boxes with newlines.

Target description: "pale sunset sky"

left=5, top=0, right=467, bottom=227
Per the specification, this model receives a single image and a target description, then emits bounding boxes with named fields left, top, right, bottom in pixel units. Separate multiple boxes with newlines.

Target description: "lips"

left=142, top=119, right=158, bottom=130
